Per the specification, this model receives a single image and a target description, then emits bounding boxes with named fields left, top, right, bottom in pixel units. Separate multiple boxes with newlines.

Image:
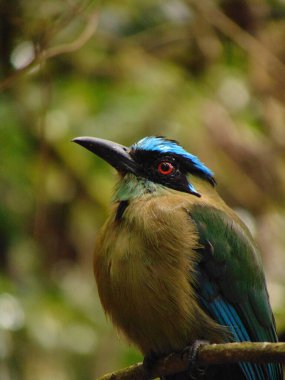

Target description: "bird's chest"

left=94, top=198, right=200, bottom=353
left=97, top=219, right=177, bottom=319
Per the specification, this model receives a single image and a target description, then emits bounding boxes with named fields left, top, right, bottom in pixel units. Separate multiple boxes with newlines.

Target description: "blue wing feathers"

left=190, top=205, right=283, bottom=380
left=199, top=278, right=267, bottom=380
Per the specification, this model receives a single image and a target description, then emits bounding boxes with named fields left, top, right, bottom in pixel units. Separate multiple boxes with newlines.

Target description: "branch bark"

left=97, top=342, right=285, bottom=380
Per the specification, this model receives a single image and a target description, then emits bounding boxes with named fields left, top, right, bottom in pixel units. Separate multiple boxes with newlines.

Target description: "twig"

left=97, top=342, right=285, bottom=380
left=0, top=11, right=98, bottom=92
left=42, top=12, right=98, bottom=59
left=186, top=0, right=285, bottom=84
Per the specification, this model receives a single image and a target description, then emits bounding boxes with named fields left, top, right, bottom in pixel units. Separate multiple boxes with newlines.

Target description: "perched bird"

left=73, top=135, right=282, bottom=380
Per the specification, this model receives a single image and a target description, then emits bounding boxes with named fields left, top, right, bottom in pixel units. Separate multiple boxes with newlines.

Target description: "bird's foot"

left=143, top=351, right=162, bottom=379
left=181, top=340, right=209, bottom=380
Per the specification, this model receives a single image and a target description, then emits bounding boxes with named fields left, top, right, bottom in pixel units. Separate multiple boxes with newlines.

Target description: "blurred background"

left=1, top=0, right=285, bottom=379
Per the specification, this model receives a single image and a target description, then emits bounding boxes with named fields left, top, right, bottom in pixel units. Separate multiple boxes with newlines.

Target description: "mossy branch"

left=97, top=342, right=285, bottom=380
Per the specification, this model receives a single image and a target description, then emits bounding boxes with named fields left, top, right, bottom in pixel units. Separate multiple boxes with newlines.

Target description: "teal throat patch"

left=113, top=174, right=162, bottom=201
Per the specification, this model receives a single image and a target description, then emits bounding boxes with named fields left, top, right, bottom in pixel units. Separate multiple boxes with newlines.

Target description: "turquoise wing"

left=190, top=205, right=283, bottom=380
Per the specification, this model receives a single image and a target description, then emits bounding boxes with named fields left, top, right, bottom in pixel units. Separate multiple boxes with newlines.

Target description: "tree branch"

left=97, top=342, right=285, bottom=380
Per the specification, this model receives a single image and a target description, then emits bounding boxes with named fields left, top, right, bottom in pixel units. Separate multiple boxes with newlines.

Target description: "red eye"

left=157, top=162, right=174, bottom=175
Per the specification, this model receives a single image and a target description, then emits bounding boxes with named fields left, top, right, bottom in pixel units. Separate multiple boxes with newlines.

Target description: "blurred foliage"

left=1, top=0, right=285, bottom=378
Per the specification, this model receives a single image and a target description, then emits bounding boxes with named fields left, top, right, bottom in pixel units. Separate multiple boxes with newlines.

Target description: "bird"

left=73, top=135, right=283, bottom=380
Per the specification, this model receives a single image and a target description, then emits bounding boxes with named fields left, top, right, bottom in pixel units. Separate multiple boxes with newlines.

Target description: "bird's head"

left=73, top=136, right=215, bottom=199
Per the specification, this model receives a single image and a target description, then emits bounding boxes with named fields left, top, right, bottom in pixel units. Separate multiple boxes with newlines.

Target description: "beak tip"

left=71, top=136, right=135, bottom=174
left=71, top=137, right=88, bottom=146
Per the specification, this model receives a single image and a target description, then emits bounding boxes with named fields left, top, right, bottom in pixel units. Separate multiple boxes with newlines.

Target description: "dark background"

left=1, top=0, right=285, bottom=378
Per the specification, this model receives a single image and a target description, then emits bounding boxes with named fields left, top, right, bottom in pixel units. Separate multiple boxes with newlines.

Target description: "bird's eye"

left=157, top=162, right=174, bottom=175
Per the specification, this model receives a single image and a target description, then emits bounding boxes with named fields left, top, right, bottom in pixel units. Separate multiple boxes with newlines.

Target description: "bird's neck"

left=113, top=173, right=166, bottom=202
left=113, top=173, right=220, bottom=204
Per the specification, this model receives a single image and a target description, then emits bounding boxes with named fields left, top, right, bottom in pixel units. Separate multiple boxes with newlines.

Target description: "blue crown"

left=132, top=136, right=215, bottom=185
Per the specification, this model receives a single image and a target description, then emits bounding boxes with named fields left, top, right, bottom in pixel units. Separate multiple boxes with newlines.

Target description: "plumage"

left=73, top=136, right=283, bottom=380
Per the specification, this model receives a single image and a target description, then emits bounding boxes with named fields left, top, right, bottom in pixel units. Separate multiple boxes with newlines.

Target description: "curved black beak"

left=72, top=136, right=137, bottom=174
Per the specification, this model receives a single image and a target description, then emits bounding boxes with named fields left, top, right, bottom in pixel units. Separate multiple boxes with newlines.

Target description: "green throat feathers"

left=113, top=173, right=171, bottom=202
